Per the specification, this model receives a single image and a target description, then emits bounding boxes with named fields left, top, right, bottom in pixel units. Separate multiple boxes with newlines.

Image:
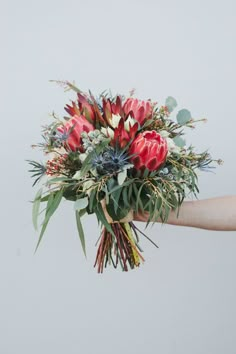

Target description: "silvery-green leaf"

left=165, top=96, right=177, bottom=113
left=74, top=197, right=88, bottom=211
left=83, top=180, right=95, bottom=195
left=73, top=171, right=81, bottom=180
left=173, top=136, right=186, bottom=147
left=159, top=130, right=169, bottom=138
left=79, top=153, right=88, bottom=163
left=103, top=184, right=109, bottom=204
left=118, top=169, right=127, bottom=185
left=90, top=168, right=98, bottom=177
left=122, top=163, right=133, bottom=171
left=176, top=109, right=192, bottom=125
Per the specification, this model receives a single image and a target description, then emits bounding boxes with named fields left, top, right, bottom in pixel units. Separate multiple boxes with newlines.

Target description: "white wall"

left=1, top=0, right=236, bottom=353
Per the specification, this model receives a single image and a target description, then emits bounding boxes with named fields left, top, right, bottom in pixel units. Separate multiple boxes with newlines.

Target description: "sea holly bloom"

left=129, top=130, right=168, bottom=171
left=123, top=98, right=153, bottom=126
left=92, top=146, right=131, bottom=175
left=57, top=114, right=94, bottom=152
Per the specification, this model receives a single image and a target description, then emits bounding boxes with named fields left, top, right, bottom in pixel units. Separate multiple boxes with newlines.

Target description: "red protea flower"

left=102, top=96, right=124, bottom=125
left=65, top=93, right=96, bottom=124
left=64, top=100, right=81, bottom=117
left=112, top=118, right=138, bottom=148
left=77, top=93, right=96, bottom=122
left=129, top=130, right=168, bottom=171
left=123, top=98, right=153, bottom=126
left=57, top=115, right=94, bottom=152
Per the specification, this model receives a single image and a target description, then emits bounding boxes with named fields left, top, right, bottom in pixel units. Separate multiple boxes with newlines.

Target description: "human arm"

left=134, top=196, right=236, bottom=231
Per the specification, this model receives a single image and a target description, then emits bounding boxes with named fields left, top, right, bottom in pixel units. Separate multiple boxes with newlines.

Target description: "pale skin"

left=134, top=196, right=236, bottom=231
left=102, top=196, right=236, bottom=231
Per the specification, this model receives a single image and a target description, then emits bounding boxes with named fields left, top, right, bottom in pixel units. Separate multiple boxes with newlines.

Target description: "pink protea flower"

left=123, top=98, right=153, bottom=126
left=57, top=115, right=94, bottom=152
left=129, top=130, right=168, bottom=171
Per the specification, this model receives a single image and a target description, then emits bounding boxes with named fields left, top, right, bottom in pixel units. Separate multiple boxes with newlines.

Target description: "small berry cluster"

left=46, top=154, right=67, bottom=176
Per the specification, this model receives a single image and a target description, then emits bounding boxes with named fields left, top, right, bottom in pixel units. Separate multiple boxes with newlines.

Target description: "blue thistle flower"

left=92, top=147, right=131, bottom=175
left=50, top=127, right=70, bottom=147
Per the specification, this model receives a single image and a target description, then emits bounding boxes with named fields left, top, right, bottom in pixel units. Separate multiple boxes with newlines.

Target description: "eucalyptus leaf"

left=122, top=163, right=134, bottom=170
left=176, top=109, right=192, bottom=125
left=173, top=136, right=186, bottom=147
left=74, top=197, right=88, bottom=211
left=73, top=171, right=81, bottom=180
left=117, top=169, right=127, bottom=186
left=165, top=96, right=177, bottom=113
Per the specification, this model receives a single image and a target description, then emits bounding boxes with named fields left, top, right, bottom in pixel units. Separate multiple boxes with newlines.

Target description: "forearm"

left=134, top=196, right=236, bottom=231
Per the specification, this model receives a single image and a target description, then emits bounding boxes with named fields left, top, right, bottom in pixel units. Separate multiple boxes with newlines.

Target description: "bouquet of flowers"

left=28, top=81, right=221, bottom=273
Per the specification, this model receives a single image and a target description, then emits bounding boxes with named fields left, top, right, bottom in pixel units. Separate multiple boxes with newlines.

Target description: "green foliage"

left=176, top=109, right=192, bottom=125
left=75, top=210, right=86, bottom=257
left=27, top=160, right=46, bottom=186
left=34, top=189, right=64, bottom=252
left=32, top=188, right=43, bottom=230
left=173, top=136, right=186, bottom=147
left=95, top=203, right=116, bottom=238
left=165, top=96, right=177, bottom=113
left=74, top=197, right=88, bottom=211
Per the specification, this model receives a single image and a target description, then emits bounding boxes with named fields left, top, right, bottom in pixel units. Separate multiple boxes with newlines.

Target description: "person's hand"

left=101, top=199, right=134, bottom=223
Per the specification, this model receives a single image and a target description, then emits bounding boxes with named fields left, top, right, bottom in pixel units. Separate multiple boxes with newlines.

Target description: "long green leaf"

left=35, top=189, right=64, bottom=252
left=75, top=210, right=86, bottom=257
left=95, top=203, right=116, bottom=239
left=107, top=179, right=134, bottom=195
left=32, top=188, right=42, bottom=230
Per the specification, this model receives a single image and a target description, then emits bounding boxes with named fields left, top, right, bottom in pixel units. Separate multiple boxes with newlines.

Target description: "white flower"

left=83, top=179, right=96, bottom=195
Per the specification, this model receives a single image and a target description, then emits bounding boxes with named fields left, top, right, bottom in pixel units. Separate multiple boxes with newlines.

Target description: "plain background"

left=1, top=0, right=236, bottom=353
